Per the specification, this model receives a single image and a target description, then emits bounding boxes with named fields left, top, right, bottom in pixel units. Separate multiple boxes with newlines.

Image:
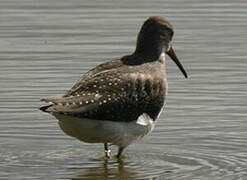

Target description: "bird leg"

left=116, top=147, right=124, bottom=159
left=104, top=143, right=110, bottom=158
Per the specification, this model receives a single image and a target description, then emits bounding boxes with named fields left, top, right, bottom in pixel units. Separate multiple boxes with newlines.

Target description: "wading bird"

left=40, top=16, right=188, bottom=158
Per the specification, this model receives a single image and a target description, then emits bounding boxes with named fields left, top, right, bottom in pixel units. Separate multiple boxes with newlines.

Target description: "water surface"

left=1, top=0, right=247, bottom=179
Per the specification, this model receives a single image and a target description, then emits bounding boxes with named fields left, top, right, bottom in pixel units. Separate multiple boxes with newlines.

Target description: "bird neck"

left=134, top=35, right=164, bottom=62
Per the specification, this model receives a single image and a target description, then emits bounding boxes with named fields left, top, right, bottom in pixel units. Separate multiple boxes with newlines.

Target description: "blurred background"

left=0, top=0, right=247, bottom=179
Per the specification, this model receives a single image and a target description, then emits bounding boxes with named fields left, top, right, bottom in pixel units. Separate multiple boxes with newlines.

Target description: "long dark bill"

left=166, top=46, right=188, bottom=78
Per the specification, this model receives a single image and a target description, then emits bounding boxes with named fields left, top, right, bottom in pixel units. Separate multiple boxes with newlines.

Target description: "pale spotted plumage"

left=40, top=16, right=187, bottom=158
left=41, top=59, right=167, bottom=122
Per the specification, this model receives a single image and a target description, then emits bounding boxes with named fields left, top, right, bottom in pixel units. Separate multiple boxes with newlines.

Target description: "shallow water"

left=1, top=0, right=247, bottom=179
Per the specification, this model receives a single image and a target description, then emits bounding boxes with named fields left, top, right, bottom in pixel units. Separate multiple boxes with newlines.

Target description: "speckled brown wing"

left=40, top=60, right=167, bottom=122
left=63, top=59, right=124, bottom=97
left=40, top=59, right=125, bottom=114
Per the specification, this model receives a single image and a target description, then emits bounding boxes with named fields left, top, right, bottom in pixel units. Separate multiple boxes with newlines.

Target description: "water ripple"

left=1, top=0, right=247, bottom=179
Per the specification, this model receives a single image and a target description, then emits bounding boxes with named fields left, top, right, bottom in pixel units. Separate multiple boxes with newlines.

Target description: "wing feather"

left=40, top=59, right=166, bottom=122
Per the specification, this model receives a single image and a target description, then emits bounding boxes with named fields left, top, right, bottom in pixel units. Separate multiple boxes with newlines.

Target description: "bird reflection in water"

left=66, top=156, right=141, bottom=180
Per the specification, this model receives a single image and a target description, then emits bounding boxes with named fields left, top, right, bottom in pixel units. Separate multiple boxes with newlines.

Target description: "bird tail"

left=39, top=98, right=57, bottom=113
left=39, top=104, right=53, bottom=112
left=39, top=96, right=99, bottom=114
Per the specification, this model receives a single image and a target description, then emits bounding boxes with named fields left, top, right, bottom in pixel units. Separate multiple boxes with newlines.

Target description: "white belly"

left=55, top=113, right=156, bottom=148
